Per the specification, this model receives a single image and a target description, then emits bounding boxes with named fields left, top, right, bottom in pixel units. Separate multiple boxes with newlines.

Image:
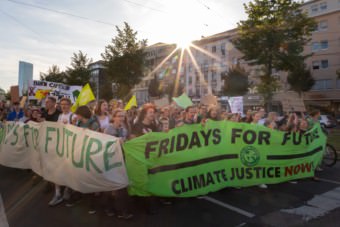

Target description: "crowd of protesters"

left=0, top=97, right=325, bottom=219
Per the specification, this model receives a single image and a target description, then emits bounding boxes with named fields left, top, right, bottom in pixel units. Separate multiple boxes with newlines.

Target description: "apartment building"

left=134, top=42, right=183, bottom=104
left=301, top=0, right=340, bottom=113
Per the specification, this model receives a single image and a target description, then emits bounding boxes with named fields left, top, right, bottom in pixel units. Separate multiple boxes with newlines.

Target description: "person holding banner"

left=103, top=108, right=133, bottom=219
left=25, top=108, right=43, bottom=123
left=207, top=105, right=220, bottom=121
left=64, top=105, right=101, bottom=213
left=176, top=106, right=197, bottom=127
left=48, top=97, right=76, bottom=206
left=131, top=103, right=161, bottom=214
left=42, top=97, right=61, bottom=122
left=131, top=103, right=159, bottom=138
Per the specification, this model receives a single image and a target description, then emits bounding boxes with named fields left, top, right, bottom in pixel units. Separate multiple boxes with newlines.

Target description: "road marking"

left=281, top=186, right=340, bottom=221
left=198, top=196, right=255, bottom=218
left=6, top=181, right=45, bottom=219
left=0, top=194, right=9, bottom=227
left=235, top=222, right=247, bottom=227
left=318, top=178, right=340, bottom=185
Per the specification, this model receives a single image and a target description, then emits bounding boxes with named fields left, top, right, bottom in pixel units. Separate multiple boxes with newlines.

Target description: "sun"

left=176, top=37, right=192, bottom=50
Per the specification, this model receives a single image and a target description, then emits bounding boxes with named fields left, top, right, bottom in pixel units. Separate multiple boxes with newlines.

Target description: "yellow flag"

left=71, top=83, right=95, bottom=112
left=124, top=95, right=137, bottom=111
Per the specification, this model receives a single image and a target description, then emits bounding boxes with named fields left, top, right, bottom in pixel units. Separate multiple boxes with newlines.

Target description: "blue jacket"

left=7, top=110, right=24, bottom=121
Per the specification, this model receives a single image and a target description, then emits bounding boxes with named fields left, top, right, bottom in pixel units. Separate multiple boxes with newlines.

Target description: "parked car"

left=319, top=115, right=337, bottom=128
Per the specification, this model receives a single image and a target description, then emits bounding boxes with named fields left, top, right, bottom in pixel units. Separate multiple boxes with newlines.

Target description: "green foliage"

left=102, top=22, right=147, bottom=99
left=233, top=0, right=316, bottom=108
left=65, top=51, right=92, bottom=86
left=40, top=51, right=92, bottom=87
left=148, top=76, right=162, bottom=97
left=287, top=63, right=315, bottom=96
left=221, top=65, right=249, bottom=96
left=40, top=65, right=67, bottom=83
left=165, top=82, right=184, bottom=102
left=257, top=75, right=280, bottom=103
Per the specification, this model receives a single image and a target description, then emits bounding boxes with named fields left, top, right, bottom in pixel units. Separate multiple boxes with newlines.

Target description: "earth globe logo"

left=240, top=146, right=260, bottom=167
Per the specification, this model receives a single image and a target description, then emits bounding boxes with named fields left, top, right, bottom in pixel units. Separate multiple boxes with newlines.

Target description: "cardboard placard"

left=10, top=86, right=19, bottom=103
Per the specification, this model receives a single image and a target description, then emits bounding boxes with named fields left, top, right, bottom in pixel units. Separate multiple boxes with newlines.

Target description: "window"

left=189, top=63, right=192, bottom=72
left=321, top=60, right=328, bottom=69
left=221, top=43, right=226, bottom=56
left=312, top=42, right=319, bottom=52
left=311, top=4, right=318, bottom=14
left=204, top=71, right=208, bottom=81
left=312, top=61, right=320, bottom=70
left=211, top=71, right=217, bottom=81
left=212, top=46, right=216, bottom=53
left=312, top=80, right=332, bottom=90
left=313, top=60, right=329, bottom=70
left=319, top=20, right=328, bottom=31
left=320, top=2, right=327, bottom=11
left=320, top=40, right=328, bottom=50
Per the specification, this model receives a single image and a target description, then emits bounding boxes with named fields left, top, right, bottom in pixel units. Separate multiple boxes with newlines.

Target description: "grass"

left=327, top=127, right=340, bottom=151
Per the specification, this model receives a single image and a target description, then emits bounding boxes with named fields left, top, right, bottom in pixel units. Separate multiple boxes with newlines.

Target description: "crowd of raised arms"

left=0, top=97, right=323, bottom=219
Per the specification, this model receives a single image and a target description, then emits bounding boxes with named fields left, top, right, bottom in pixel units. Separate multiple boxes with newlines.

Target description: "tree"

left=287, top=63, right=315, bottom=97
left=221, top=65, right=249, bottom=96
left=65, top=50, right=92, bottom=86
left=148, top=76, right=162, bottom=98
left=40, top=65, right=67, bottom=83
left=164, top=82, right=184, bottom=102
left=232, top=0, right=316, bottom=110
left=101, top=22, right=147, bottom=99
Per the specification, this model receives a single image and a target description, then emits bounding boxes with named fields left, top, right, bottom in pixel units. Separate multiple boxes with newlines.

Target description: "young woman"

left=65, top=106, right=100, bottom=213
left=103, top=109, right=133, bottom=219
left=94, top=99, right=110, bottom=132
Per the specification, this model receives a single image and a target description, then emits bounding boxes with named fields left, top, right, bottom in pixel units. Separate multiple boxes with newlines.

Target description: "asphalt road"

left=1, top=163, right=340, bottom=227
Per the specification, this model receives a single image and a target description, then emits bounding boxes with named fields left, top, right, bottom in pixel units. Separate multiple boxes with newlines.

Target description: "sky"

left=0, top=0, right=251, bottom=91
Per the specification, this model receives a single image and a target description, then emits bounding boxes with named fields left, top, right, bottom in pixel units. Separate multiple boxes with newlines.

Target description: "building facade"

left=18, top=61, right=33, bottom=96
left=301, top=0, right=340, bottom=114
left=134, top=42, right=183, bottom=105
left=88, top=60, right=108, bottom=100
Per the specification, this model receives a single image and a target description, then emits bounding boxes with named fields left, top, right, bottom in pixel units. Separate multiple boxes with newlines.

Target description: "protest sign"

left=172, top=93, right=193, bottom=109
left=228, top=96, right=243, bottom=113
left=0, top=121, right=128, bottom=193
left=201, top=94, right=218, bottom=106
left=123, top=121, right=326, bottom=197
left=154, top=97, right=170, bottom=108
left=28, top=80, right=82, bottom=103
left=10, top=86, right=19, bottom=103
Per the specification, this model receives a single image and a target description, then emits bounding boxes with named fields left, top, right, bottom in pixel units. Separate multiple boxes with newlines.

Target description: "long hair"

left=137, top=103, right=156, bottom=123
left=94, top=99, right=107, bottom=116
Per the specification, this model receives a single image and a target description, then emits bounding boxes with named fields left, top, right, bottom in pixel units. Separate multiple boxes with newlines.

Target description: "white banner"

left=28, top=80, right=82, bottom=103
left=0, top=122, right=128, bottom=193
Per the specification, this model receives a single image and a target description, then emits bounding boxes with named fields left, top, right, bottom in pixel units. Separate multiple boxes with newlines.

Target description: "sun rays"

left=147, top=40, right=226, bottom=99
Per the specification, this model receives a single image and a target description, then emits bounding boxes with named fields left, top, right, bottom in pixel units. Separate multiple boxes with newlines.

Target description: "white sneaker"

left=258, top=184, right=268, bottom=189
left=48, top=195, right=63, bottom=206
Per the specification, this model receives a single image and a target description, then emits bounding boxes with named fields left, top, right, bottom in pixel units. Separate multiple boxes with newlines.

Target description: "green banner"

left=123, top=121, right=327, bottom=197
